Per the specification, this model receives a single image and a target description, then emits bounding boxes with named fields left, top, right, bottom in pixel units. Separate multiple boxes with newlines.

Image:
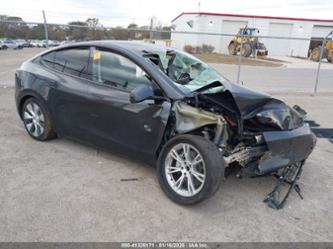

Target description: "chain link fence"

left=1, top=18, right=332, bottom=94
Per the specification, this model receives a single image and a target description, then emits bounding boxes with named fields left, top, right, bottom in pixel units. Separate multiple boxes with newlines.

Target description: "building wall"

left=171, top=14, right=333, bottom=57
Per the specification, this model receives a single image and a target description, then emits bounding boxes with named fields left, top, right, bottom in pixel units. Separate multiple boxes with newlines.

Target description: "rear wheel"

left=327, top=54, right=332, bottom=63
left=228, top=42, right=237, bottom=55
left=241, top=43, right=252, bottom=57
left=157, top=135, right=224, bottom=205
left=22, top=98, right=56, bottom=141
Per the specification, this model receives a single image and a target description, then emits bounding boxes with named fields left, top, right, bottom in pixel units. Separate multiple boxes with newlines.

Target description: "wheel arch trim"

left=17, top=90, right=49, bottom=119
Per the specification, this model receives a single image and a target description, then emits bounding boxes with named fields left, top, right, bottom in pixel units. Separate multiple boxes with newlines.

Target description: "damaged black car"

left=15, top=41, right=317, bottom=208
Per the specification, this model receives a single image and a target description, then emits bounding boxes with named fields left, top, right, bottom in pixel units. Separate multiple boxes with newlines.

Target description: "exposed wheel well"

left=18, top=93, right=48, bottom=119
left=18, top=95, right=34, bottom=119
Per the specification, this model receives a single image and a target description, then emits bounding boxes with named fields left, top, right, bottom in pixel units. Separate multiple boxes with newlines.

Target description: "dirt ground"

left=0, top=91, right=333, bottom=242
left=195, top=53, right=283, bottom=67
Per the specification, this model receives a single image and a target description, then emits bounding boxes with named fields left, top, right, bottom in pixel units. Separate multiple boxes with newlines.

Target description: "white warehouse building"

left=171, top=12, right=333, bottom=57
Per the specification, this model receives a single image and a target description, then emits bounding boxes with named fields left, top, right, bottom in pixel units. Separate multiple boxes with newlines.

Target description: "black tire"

left=21, top=97, right=57, bottom=141
left=157, top=135, right=224, bottom=205
left=327, top=55, right=332, bottom=63
left=228, top=42, right=237, bottom=55
left=311, top=47, right=321, bottom=61
left=241, top=43, right=252, bottom=57
left=311, top=46, right=324, bottom=62
left=2, top=45, right=8, bottom=50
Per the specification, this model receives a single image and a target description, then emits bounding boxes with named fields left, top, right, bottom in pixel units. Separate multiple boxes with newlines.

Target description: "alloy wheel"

left=165, top=143, right=206, bottom=197
left=23, top=102, right=45, bottom=137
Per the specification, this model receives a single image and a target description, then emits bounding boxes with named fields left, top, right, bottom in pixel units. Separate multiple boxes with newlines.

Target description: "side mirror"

left=130, top=84, right=155, bottom=103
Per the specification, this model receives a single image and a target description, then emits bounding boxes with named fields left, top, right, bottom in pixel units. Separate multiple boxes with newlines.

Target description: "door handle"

left=143, top=124, right=152, bottom=132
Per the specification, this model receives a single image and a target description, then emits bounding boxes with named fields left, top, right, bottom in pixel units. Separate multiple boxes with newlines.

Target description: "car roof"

left=32, top=40, right=186, bottom=100
left=59, top=40, right=171, bottom=56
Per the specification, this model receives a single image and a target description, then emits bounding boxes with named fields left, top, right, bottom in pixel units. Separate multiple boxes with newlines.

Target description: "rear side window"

left=41, top=47, right=91, bottom=79
left=41, top=52, right=56, bottom=69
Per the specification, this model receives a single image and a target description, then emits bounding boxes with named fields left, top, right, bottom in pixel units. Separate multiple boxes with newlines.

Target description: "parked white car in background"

left=1, top=39, right=23, bottom=49
left=0, top=40, right=5, bottom=50
left=16, top=39, right=29, bottom=47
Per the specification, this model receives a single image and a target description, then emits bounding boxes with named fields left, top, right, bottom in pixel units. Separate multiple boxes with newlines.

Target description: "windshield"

left=143, top=49, right=227, bottom=94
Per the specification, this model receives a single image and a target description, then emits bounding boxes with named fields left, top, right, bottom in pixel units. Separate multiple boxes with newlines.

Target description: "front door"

left=86, top=48, right=171, bottom=162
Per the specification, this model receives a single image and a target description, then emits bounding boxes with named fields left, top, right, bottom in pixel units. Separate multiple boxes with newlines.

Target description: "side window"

left=41, top=48, right=91, bottom=79
left=41, top=51, right=56, bottom=69
left=91, top=48, right=152, bottom=91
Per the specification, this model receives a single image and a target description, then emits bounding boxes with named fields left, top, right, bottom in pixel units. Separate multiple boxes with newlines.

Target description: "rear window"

left=41, top=47, right=91, bottom=79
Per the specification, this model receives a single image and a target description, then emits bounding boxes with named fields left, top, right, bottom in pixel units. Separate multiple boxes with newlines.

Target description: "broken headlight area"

left=245, top=103, right=304, bottom=132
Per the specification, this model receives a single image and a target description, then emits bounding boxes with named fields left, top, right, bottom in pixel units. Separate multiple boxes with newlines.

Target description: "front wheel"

left=241, top=43, right=252, bottom=57
left=157, top=135, right=224, bottom=205
left=310, top=46, right=324, bottom=62
left=228, top=42, right=237, bottom=55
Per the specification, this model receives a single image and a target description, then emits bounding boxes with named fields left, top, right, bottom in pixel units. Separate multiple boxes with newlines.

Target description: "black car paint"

left=15, top=41, right=316, bottom=171
left=16, top=43, right=175, bottom=164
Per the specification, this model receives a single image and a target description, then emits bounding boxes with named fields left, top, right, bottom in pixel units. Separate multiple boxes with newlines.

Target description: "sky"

left=1, top=0, right=333, bottom=27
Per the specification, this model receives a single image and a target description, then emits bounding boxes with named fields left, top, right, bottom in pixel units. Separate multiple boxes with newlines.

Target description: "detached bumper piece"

left=258, top=123, right=316, bottom=209
left=258, top=123, right=316, bottom=174
left=264, top=161, right=304, bottom=209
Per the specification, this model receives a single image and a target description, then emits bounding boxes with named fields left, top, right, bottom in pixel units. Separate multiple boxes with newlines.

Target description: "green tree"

left=86, top=18, right=99, bottom=30
left=67, top=21, right=88, bottom=41
left=85, top=18, right=106, bottom=40
left=109, top=26, right=129, bottom=40
left=29, top=24, right=45, bottom=40
left=127, top=23, right=138, bottom=29
left=48, top=25, right=66, bottom=40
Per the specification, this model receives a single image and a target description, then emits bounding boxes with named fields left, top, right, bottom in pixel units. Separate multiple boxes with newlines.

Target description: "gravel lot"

left=0, top=48, right=333, bottom=241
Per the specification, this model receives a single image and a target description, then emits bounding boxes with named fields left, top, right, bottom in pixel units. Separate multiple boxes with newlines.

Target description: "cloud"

left=1, top=0, right=332, bottom=27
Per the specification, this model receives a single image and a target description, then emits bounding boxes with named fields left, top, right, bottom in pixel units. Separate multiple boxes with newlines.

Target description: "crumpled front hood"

left=221, top=81, right=273, bottom=117
left=200, top=81, right=304, bottom=130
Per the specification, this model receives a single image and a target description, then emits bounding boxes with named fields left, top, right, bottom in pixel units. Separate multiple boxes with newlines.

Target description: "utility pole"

left=314, top=30, right=332, bottom=94
left=237, top=33, right=244, bottom=84
left=42, top=10, right=49, bottom=48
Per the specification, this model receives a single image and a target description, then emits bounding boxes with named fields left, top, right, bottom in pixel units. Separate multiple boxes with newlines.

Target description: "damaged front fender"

left=172, top=101, right=229, bottom=145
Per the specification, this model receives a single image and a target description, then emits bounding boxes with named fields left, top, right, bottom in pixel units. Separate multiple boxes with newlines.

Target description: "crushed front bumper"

left=258, top=123, right=316, bottom=174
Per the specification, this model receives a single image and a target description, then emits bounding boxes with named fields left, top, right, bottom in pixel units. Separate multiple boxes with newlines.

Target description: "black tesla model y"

left=15, top=41, right=316, bottom=208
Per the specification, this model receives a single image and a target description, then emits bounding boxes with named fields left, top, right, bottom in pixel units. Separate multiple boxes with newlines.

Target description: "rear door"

left=40, top=47, right=93, bottom=139
left=85, top=47, right=170, bottom=162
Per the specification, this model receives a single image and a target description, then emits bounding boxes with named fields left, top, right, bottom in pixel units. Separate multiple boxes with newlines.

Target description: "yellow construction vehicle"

left=310, top=39, right=333, bottom=63
left=228, top=27, right=268, bottom=57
